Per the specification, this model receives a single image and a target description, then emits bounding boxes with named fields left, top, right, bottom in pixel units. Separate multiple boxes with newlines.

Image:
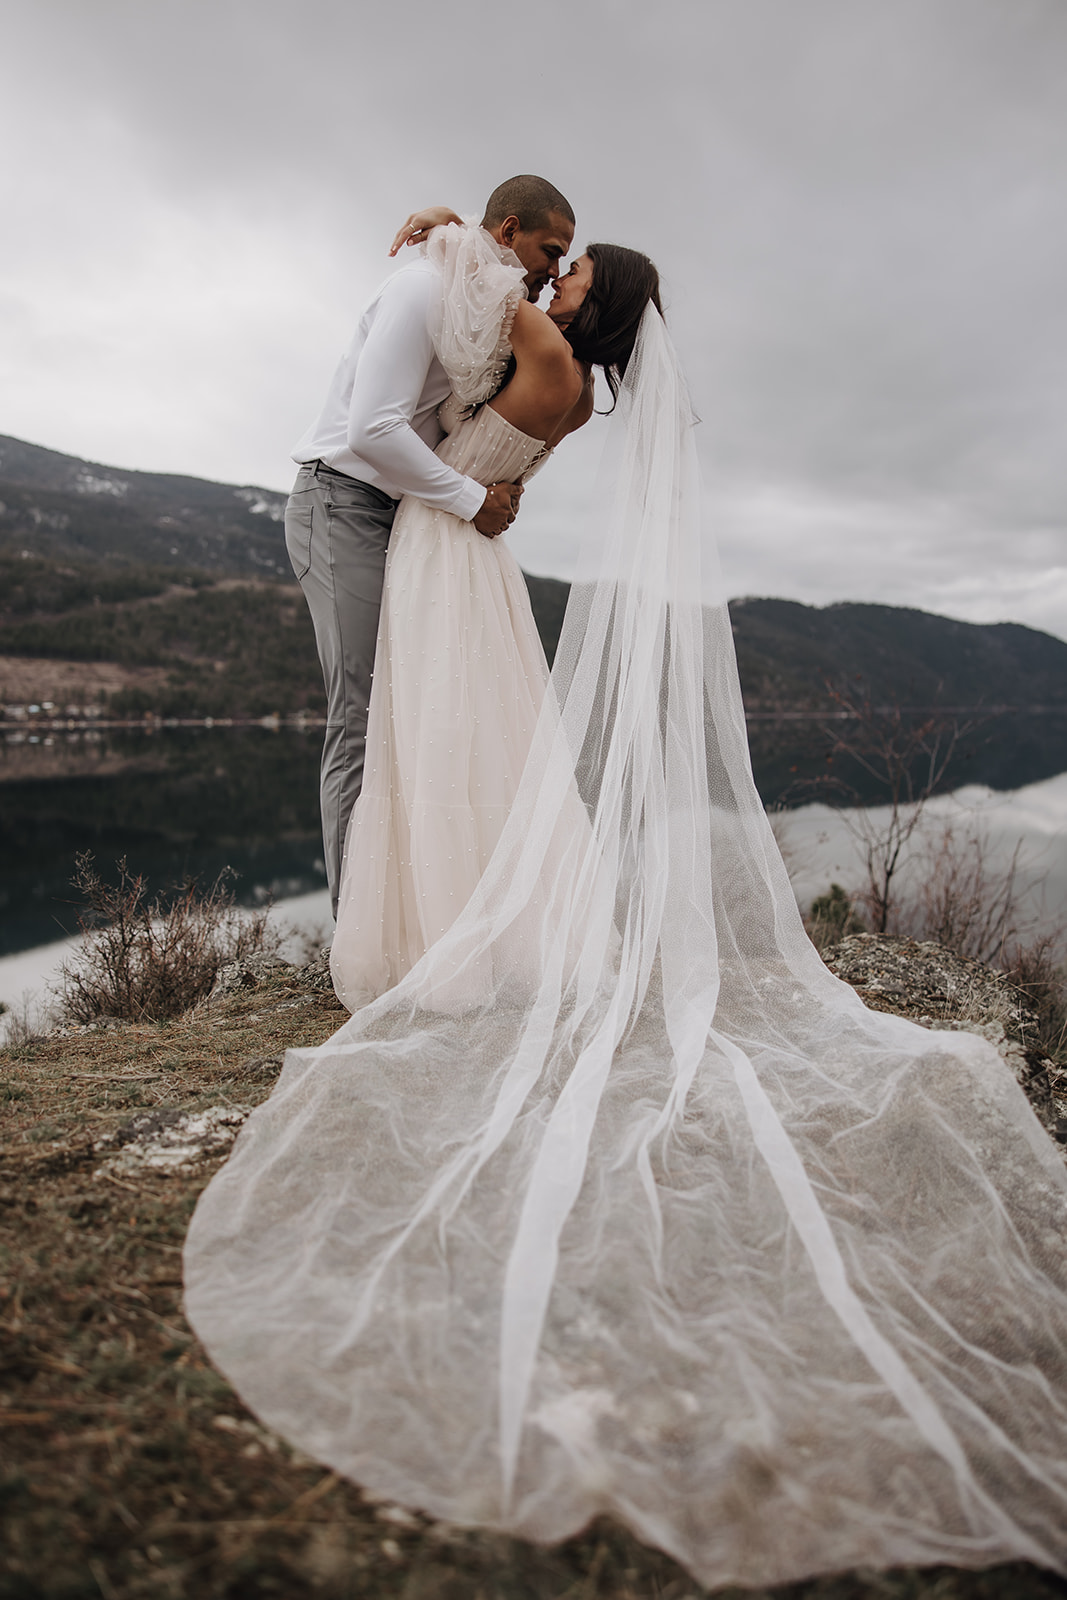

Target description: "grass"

left=2, top=966, right=1066, bottom=1598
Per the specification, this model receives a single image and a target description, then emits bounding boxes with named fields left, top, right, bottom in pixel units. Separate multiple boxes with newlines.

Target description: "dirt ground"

left=2, top=962, right=1066, bottom=1600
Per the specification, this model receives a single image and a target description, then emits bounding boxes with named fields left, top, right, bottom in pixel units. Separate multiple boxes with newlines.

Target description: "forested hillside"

left=2, top=433, right=1065, bottom=718
left=730, top=596, right=1067, bottom=710
left=4, top=557, right=1065, bottom=721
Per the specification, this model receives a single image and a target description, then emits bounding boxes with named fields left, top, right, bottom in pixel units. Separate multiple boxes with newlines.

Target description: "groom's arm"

left=347, top=269, right=488, bottom=521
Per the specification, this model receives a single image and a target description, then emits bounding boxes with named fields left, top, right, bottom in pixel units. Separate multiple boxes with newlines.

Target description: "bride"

left=185, top=217, right=1067, bottom=1589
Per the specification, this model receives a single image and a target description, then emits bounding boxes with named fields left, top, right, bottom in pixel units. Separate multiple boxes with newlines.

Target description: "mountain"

left=729, top=596, right=1067, bottom=710
left=0, top=433, right=289, bottom=577
left=500, top=589, right=1067, bottom=711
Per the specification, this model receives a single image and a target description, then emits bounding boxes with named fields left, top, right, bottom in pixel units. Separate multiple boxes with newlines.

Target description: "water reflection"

left=745, top=707, right=1067, bottom=809
left=2, top=713, right=1066, bottom=959
left=780, top=772, right=1067, bottom=955
left=0, top=725, right=325, bottom=955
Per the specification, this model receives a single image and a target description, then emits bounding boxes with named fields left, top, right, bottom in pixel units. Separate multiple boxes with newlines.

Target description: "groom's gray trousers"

left=284, top=460, right=399, bottom=916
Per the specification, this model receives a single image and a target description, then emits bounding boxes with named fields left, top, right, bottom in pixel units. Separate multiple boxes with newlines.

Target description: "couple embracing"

left=284, top=174, right=658, bottom=1006
left=185, top=175, right=1067, bottom=1589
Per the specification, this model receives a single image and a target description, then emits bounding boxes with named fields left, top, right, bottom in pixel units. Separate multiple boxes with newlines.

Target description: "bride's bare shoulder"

left=509, top=300, right=573, bottom=362
left=490, top=301, right=583, bottom=440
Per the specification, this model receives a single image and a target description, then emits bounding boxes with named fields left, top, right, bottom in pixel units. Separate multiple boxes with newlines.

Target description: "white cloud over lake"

left=2, top=0, right=1065, bottom=639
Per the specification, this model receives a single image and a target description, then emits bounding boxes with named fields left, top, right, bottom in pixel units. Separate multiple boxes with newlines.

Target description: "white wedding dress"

left=330, top=401, right=562, bottom=1011
left=185, top=226, right=1067, bottom=1588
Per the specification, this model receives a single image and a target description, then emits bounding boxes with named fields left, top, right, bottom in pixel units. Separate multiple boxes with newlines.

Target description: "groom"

left=286, top=175, right=575, bottom=916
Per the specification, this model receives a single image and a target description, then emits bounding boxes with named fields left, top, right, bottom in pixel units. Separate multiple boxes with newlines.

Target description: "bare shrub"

left=793, top=682, right=978, bottom=934
left=57, top=854, right=280, bottom=1024
left=896, top=820, right=1027, bottom=967
left=807, top=817, right=1067, bottom=1065
left=893, top=818, right=1065, bottom=1059
left=283, top=924, right=331, bottom=966
left=793, top=683, right=1066, bottom=1064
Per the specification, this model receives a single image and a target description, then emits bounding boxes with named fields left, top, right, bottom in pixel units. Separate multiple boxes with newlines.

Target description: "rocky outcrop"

left=94, top=1105, right=250, bottom=1178
left=824, top=933, right=1067, bottom=1144
left=207, top=947, right=334, bottom=1000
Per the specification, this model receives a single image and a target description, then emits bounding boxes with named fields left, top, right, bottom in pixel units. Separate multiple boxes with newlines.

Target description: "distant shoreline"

left=1, top=713, right=325, bottom=733
left=5, top=705, right=1067, bottom=736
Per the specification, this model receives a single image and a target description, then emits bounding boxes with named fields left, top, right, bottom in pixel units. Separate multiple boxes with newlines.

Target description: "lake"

left=2, top=715, right=1065, bottom=1030
left=0, top=723, right=328, bottom=956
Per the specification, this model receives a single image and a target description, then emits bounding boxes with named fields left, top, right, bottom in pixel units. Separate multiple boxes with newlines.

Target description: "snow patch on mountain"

left=75, top=471, right=128, bottom=498
left=234, top=488, right=284, bottom=522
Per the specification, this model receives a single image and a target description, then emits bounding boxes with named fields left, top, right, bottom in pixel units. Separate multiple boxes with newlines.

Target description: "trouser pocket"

left=284, top=484, right=316, bottom=580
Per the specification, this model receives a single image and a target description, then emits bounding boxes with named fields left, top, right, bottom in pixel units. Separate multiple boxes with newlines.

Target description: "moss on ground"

left=1, top=966, right=1065, bottom=1598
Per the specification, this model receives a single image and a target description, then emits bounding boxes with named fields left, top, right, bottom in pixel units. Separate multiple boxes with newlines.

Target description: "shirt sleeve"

left=347, top=270, right=487, bottom=521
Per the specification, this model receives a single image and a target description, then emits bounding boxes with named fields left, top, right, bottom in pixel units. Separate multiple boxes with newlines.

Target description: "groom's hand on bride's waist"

left=474, top=482, right=523, bottom=538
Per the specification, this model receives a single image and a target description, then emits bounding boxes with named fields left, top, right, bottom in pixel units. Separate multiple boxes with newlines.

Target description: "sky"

left=2, top=0, right=1066, bottom=640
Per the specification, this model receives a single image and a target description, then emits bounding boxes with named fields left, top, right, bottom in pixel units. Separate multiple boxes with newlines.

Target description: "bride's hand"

left=389, top=208, right=464, bottom=256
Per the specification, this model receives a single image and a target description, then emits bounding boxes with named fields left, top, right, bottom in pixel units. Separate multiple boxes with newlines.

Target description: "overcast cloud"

left=2, top=0, right=1065, bottom=638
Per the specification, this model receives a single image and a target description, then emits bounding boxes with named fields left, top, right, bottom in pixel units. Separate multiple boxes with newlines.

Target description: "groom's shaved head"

left=483, top=175, right=575, bottom=233
left=482, top=176, right=575, bottom=298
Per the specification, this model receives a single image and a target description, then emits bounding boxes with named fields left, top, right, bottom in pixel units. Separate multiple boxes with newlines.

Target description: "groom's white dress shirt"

left=291, top=259, right=486, bottom=522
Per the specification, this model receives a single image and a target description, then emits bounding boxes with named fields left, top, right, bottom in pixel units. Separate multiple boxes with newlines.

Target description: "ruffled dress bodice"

left=436, top=398, right=549, bottom=486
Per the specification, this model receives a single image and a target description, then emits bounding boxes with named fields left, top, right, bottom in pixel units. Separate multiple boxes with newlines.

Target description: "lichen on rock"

left=94, top=1104, right=250, bottom=1177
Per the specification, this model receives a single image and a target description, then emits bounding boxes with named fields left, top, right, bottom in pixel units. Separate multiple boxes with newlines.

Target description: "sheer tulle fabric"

left=185, top=292, right=1067, bottom=1586
left=426, top=220, right=526, bottom=406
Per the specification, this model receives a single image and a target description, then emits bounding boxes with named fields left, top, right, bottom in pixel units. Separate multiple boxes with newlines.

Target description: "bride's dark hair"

left=562, top=243, right=663, bottom=406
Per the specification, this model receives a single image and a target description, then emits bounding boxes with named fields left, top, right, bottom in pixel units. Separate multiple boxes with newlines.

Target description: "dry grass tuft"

left=1002, top=935, right=1067, bottom=1068
left=0, top=990, right=57, bottom=1049
left=807, top=883, right=867, bottom=954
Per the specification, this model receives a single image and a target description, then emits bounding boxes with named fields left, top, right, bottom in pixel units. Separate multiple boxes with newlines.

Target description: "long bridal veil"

left=185, top=292, right=1067, bottom=1587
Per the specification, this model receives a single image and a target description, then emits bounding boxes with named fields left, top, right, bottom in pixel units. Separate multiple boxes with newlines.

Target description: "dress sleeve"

left=425, top=220, right=528, bottom=406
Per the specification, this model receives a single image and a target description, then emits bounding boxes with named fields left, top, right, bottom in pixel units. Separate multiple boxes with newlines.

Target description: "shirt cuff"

left=447, top=476, right=488, bottom=523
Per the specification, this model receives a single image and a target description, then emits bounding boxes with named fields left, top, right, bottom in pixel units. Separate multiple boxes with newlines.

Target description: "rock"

left=94, top=1104, right=250, bottom=1177
left=208, top=948, right=334, bottom=1001
left=823, top=933, right=1036, bottom=1041
left=208, top=953, right=292, bottom=1000
left=824, top=933, right=1066, bottom=1143
left=292, top=945, right=334, bottom=993
left=929, top=1017, right=1030, bottom=1085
